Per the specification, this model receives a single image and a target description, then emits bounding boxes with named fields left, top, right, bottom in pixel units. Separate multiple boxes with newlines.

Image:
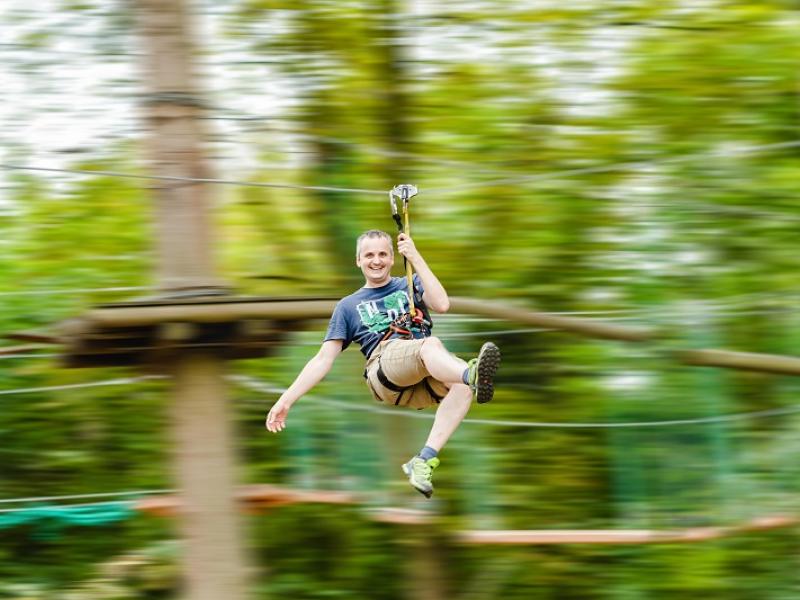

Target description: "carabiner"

left=389, top=184, right=418, bottom=232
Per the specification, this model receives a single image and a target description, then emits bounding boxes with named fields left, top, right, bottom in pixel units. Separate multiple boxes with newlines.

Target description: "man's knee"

left=448, top=382, right=472, bottom=403
left=421, top=336, right=445, bottom=354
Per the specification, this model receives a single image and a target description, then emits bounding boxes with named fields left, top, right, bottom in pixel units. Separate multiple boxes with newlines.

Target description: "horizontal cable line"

left=0, top=500, right=138, bottom=514
left=0, top=376, right=165, bottom=396
left=4, top=139, right=800, bottom=203
left=424, top=139, right=800, bottom=194
left=459, top=404, right=800, bottom=429
left=0, top=489, right=173, bottom=507
left=233, top=375, right=800, bottom=429
left=0, top=163, right=386, bottom=196
left=0, top=353, right=59, bottom=360
left=425, top=161, right=641, bottom=193
left=441, top=327, right=550, bottom=338
left=0, top=286, right=150, bottom=297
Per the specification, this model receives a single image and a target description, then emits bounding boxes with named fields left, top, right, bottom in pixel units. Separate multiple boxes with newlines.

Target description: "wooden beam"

left=19, top=295, right=800, bottom=377
left=457, top=514, right=798, bottom=545
left=6, top=331, right=61, bottom=344
left=136, top=484, right=357, bottom=517
left=680, top=349, right=800, bottom=376
left=79, top=296, right=651, bottom=342
left=136, top=485, right=796, bottom=544
left=83, top=299, right=338, bottom=328
left=0, top=344, right=48, bottom=355
left=449, top=297, right=653, bottom=342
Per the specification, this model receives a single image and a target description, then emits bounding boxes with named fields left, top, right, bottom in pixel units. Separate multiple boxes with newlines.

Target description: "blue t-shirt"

left=324, top=275, right=431, bottom=359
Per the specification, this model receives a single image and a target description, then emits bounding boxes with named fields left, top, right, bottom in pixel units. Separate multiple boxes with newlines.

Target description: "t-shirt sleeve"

left=323, top=300, right=352, bottom=350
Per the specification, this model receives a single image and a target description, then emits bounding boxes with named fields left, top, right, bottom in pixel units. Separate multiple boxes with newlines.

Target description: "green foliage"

left=3, top=0, right=800, bottom=596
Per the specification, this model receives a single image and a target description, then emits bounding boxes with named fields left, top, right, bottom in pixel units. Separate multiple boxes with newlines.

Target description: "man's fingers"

left=266, top=408, right=286, bottom=433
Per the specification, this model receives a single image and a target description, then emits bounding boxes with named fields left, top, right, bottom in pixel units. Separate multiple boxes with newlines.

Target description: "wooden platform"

left=133, top=484, right=797, bottom=544
left=55, top=294, right=338, bottom=368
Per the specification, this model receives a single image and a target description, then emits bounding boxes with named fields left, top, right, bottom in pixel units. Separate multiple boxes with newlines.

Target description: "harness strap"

left=423, top=378, right=444, bottom=403
left=375, top=361, right=406, bottom=393
left=371, top=359, right=444, bottom=405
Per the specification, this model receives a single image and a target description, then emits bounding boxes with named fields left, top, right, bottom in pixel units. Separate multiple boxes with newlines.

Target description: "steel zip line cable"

left=4, top=138, right=800, bottom=198
left=2, top=374, right=798, bottom=429
left=232, top=376, right=800, bottom=430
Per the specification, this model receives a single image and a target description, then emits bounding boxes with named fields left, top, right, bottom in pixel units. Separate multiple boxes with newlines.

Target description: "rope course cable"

left=3, top=138, right=800, bottom=202
left=0, top=489, right=172, bottom=508
left=422, top=139, right=800, bottom=194
left=2, top=371, right=798, bottom=429
left=0, top=286, right=151, bottom=297
left=0, top=353, right=59, bottom=360
left=231, top=375, right=800, bottom=430
left=0, top=163, right=386, bottom=196
left=0, top=376, right=165, bottom=396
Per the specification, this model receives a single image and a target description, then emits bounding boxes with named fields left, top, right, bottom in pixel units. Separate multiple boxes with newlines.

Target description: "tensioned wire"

left=0, top=163, right=385, bottom=196
left=0, top=286, right=149, bottom=297
left=231, top=375, right=800, bottom=429
left=1, top=374, right=799, bottom=430
left=0, top=490, right=173, bottom=510
left=3, top=138, right=800, bottom=208
left=0, top=376, right=164, bottom=395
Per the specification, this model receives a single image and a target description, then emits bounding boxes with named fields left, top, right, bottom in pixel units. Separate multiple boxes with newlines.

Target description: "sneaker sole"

left=402, top=462, right=433, bottom=498
left=475, top=342, right=501, bottom=404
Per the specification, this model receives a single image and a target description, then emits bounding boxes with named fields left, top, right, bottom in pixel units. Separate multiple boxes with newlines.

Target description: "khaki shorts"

left=364, top=339, right=449, bottom=410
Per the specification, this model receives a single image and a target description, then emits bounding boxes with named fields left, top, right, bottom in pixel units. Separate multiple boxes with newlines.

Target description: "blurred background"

left=3, top=0, right=800, bottom=598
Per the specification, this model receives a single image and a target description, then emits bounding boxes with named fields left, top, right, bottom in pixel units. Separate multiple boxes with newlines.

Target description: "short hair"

left=356, top=230, right=393, bottom=258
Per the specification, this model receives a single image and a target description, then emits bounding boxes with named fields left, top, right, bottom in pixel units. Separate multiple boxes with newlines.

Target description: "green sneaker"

left=467, top=342, right=501, bottom=404
left=401, top=456, right=440, bottom=498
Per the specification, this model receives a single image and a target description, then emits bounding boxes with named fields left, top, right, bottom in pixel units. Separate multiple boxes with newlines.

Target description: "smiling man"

left=266, top=229, right=500, bottom=498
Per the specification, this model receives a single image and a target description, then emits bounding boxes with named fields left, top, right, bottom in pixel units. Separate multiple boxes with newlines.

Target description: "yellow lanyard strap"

left=403, top=205, right=415, bottom=315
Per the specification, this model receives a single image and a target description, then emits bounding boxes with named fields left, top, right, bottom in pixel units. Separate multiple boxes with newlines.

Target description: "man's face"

left=357, top=236, right=394, bottom=287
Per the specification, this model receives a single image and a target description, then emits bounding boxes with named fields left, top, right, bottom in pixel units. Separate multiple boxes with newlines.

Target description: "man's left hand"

left=397, top=233, right=420, bottom=262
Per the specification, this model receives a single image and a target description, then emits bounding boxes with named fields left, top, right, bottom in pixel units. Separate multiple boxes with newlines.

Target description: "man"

left=265, top=229, right=500, bottom=498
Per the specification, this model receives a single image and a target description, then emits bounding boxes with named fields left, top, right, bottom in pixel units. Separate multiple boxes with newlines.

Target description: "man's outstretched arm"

left=265, top=339, right=343, bottom=432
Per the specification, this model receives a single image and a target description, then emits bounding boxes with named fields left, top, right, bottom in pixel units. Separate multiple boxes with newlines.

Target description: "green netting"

left=0, top=501, right=134, bottom=538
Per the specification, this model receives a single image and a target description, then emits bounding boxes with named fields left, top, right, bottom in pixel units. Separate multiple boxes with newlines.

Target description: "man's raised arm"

left=396, top=232, right=450, bottom=313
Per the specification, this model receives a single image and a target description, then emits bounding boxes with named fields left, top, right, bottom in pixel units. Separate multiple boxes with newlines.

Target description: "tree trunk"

left=134, top=1, right=249, bottom=598
left=135, top=0, right=222, bottom=293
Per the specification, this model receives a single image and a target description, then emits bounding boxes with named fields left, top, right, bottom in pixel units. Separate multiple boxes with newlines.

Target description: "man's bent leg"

left=419, top=336, right=469, bottom=384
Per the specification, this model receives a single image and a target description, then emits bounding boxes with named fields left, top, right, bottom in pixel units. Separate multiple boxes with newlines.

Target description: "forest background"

left=2, top=0, right=800, bottom=598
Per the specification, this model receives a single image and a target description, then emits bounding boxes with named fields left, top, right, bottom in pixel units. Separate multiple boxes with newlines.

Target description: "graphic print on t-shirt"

left=356, top=289, right=410, bottom=333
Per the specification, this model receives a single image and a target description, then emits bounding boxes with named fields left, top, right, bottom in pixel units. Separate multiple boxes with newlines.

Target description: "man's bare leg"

left=403, top=337, right=500, bottom=498
left=424, top=383, right=473, bottom=452
left=402, top=382, right=472, bottom=498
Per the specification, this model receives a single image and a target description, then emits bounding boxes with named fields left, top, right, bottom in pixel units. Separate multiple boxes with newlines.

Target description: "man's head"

left=356, top=230, right=394, bottom=288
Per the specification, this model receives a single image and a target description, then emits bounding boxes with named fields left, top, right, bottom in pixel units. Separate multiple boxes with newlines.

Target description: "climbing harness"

left=387, top=184, right=432, bottom=340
